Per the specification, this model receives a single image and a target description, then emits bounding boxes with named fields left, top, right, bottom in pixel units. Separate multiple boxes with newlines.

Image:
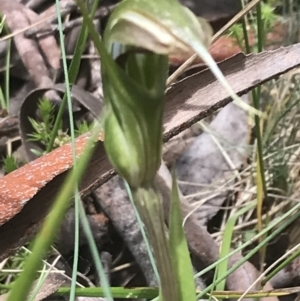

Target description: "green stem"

left=240, top=0, right=267, bottom=196
left=124, top=181, right=160, bottom=281
left=239, top=0, right=250, bottom=53
left=54, top=1, right=80, bottom=300
left=46, top=0, right=99, bottom=153
left=78, top=200, right=113, bottom=300
left=132, top=186, right=178, bottom=301
left=256, top=1, right=264, bottom=53
left=253, top=1, right=267, bottom=196
left=253, top=88, right=267, bottom=196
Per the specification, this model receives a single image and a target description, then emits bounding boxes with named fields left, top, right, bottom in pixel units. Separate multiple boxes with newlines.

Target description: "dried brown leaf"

left=0, top=0, right=60, bottom=86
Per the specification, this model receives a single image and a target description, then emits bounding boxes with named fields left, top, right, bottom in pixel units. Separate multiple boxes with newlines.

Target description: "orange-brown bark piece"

left=0, top=134, right=90, bottom=226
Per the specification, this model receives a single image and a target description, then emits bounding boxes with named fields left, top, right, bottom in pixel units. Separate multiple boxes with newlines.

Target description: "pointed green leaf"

left=215, top=202, right=256, bottom=291
left=169, top=169, right=197, bottom=301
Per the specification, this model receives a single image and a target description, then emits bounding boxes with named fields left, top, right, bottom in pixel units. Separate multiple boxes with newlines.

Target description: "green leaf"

left=169, top=169, right=196, bottom=301
left=215, top=202, right=256, bottom=291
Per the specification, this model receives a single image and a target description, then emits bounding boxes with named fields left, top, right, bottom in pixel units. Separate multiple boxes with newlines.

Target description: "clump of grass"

left=2, top=155, right=18, bottom=174
left=28, top=97, right=94, bottom=157
left=28, top=98, right=69, bottom=153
